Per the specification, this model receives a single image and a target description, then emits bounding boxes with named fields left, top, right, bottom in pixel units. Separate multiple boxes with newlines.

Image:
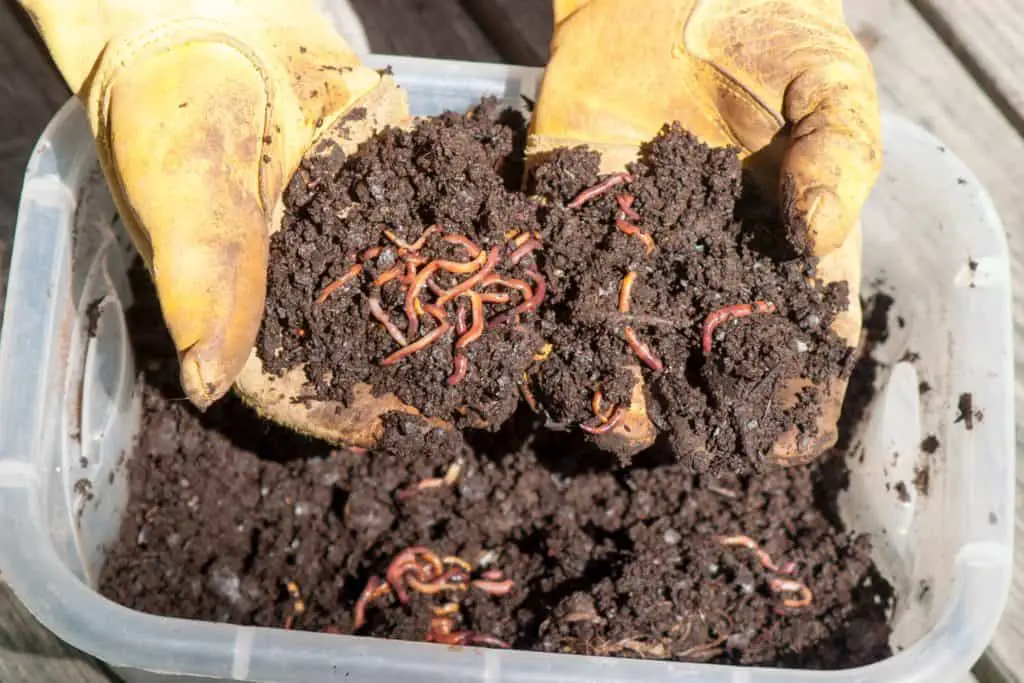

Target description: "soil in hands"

left=257, top=97, right=853, bottom=475
left=97, top=266, right=892, bottom=669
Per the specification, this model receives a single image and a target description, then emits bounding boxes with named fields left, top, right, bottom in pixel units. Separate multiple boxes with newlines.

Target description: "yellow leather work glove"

left=527, top=0, right=881, bottom=464
left=17, top=0, right=386, bottom=408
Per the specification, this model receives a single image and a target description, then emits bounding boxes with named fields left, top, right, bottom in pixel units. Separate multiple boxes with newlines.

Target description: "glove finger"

left=105, top=42, right=275, bottom=408
left=781, top=61, right=882, bottom=256
left=772, top=220, right=862, bottom=465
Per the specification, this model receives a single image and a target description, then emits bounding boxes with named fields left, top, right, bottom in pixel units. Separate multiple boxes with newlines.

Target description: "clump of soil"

left=98, top=266, right=893, bottom=669
left=257, top=97, right=853, bottom=474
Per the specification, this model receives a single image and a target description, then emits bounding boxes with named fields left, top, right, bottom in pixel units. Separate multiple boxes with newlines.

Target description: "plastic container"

left=0, top=54, right=1014, bottom=683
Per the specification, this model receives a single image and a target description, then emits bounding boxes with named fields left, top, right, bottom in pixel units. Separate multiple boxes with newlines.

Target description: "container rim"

left=0, top=56, right=1015, bottom=682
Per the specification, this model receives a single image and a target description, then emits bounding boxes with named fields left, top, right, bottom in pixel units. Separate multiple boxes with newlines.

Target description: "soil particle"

left=913, top=465, right=930, bottom=496
left=921, top=435, right=939, bottom=454
left=85, top=296, right=104, bottom=338
left=918, top=381, right=931, bottom=395
left=97, top=264, right=893, bottom=670
left=955, top=392, right=977, bottom=430
left=259, top=99, right=852, bottom=474
left=893, top=481, right=910, bottom=503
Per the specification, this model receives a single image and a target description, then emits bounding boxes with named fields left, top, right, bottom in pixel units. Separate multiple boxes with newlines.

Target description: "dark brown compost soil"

left=97, top=264, right=894, bottom=669
left=256, top=98, right=853, bottom=474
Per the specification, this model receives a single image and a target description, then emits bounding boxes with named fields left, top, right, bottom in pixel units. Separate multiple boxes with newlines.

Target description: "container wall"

left=0, top=56, right=1013, bottom=683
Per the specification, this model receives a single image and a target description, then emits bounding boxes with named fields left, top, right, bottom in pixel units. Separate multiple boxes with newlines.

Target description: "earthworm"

left=385, top=547, right=442, bottom=604
left=443, top=233, right=483, bottom=257
left=395, top=477, right=446, bottom=500
left=519, top=381, right=540, bottom=413
left=614, top=218, right=656, bottom=256
left=397, top=462, right=463, bottom=500
left=427, top=278, right=446, bottom=297
left=314, top=264, right=363, bottom=304
left=482, top=274, right=533, bottom=300
left=616, top=193, right=641, bottom=220
left=435, top=250, right=488, bottom=274
left=404, top=262, right=441, bottom=338
left=447, top=354, right=469, bottom=386
left=701, top=301, right=777, bottom=354
left=380, top=308, right=451, bottom=366
left=717, top=535, right=797, bottom=575
left=518, top=269, right=546, bottom=313
left=768, top=577, right=813, bottom=609
left=360, top=246, right=384, bottom=262
left=384, top=224, right=440, bottom=252
left=581, top=404, right=626, bottom=435
left=443, top=556, right=474, bottom=572
left=368, top=296, right=409, bottom=346
left=406, top=566, right=470, bottom=595
left=567, top=172, right=633, bottom=209
left=428, top=630, right=511, bottom=648
left=431, top=602, right=461, bottom=617
left=352, top=575, right=391, bottom=631
left=404, top=252, right=430, bottom=266
left=487, top=270, right=546, bottom=328
left=510, top=232, right=534, bottom=248
left=455, top=300, right=469, bottom=335
left=624, top=326, right=664, bottom=371
left=479, top=292, right=511, bottom=304
left=472, top=579, right=515, bottom=596
left=591, top=390, right=613, bottom=421
left=374, top=264, right=405, bottom=287
left=436, top=247, right=501, bottom=305
left=455, top=292, right=485, bottom=349
left=282, top=580, right=305, bottom=630
left=619, top=271, right=637, bottom=313
left=508, top=238, right=542, bottom=264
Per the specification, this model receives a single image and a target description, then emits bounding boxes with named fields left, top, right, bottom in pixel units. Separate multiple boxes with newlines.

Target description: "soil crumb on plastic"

left=97, top=262, right=893, bottom=669
left=258, top=98, right=853, bottom=474
left=955, top=392, right=978, bottom=430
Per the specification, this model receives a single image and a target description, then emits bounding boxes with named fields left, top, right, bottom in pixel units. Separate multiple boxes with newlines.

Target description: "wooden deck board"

left=910, top=0, right=1024, bottom=134
left=348, top=0, right=501, bottom=61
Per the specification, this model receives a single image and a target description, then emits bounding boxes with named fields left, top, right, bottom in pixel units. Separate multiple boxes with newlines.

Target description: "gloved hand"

left=20, top=0, right=439, bottom=446
left=526, top=0, right=880, bottom=464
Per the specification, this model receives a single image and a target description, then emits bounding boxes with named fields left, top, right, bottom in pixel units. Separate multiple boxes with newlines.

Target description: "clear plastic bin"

left=0, top=54, right=1014, bottom=683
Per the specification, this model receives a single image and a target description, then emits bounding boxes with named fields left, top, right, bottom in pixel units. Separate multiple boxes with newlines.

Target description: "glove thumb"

left=105, top=41, right=274, bottom=407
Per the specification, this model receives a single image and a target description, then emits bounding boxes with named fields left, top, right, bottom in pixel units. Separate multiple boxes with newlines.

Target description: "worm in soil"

left=282, top=579, right=306, bottom=629
left=379, top=305, right=451, bottom=366
left=472, top=579, right=515, bottom=596
left=717, top=535, right=797, bottom=575
left=701, top=301, right=777, bottom=354
left=567, top=172, right=633, bottom=209
left=768, top=577, right=813, bottom=609
left=614, top=218, right=656, bottom=256
left=314, top=264, right=363, bottom=304
left=616, top=193, right=641, bottom=220
left=368, top=296, right=408, bottom=346
left=624, top=326, right=664, bottom=371
left=581, top=404, right=626, bottom=435
left=384, top=224, right=440, bottom=252
left=618, top=271, right=637, bottom=313
left=352, top=575, right=392, bottom=631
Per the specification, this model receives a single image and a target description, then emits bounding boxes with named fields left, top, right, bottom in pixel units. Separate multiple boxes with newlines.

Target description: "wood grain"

left=459, top=0, right=552, bottom=66
left=910, top=0, right=1024, bottom=135
left=348, top=0, right=501, bottom=62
